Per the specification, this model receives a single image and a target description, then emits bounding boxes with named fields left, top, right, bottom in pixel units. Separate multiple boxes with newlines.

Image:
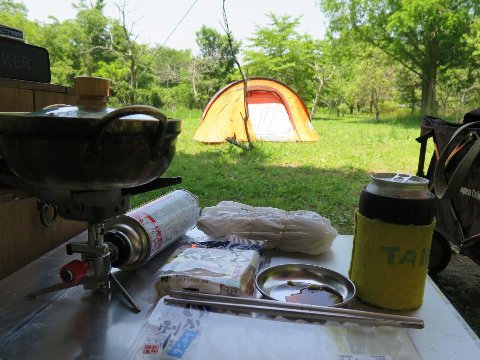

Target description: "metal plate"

left=255, top=263, right=356, bottom=307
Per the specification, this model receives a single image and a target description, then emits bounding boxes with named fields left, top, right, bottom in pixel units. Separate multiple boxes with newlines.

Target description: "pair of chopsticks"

left=163, top=290, right=424, bottom=329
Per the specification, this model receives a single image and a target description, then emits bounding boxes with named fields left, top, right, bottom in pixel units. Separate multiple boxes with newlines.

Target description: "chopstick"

left=164, top=290, right=424, bottom=329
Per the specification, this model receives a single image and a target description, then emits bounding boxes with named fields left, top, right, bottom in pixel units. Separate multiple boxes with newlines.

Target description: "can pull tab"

left=391, top=174, right=412, bottom=183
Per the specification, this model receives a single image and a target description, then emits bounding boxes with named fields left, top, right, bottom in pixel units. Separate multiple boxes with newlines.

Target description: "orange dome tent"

left=193, top=77, right=319, bottom=143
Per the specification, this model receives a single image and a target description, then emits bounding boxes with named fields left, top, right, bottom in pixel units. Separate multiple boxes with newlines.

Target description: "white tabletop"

left=271, top=235, right=480, bottom=360
left=0, top=231, right=479, bottom=359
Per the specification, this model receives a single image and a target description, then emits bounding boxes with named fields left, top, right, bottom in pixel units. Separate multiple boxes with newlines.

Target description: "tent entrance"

left=247, top=90, right=295, bottom=141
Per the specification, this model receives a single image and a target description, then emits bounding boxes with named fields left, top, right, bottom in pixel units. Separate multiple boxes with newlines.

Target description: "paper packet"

left=155, top=239, right=263, bottom=296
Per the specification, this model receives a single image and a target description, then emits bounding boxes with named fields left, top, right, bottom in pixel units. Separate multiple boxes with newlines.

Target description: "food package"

left=155, top=240, right=262, bottom=296
left=197, top=201, right=338, bottom=255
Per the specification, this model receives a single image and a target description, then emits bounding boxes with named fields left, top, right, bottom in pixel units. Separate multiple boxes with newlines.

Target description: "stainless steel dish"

left=255, top=263, right=356, bottom=307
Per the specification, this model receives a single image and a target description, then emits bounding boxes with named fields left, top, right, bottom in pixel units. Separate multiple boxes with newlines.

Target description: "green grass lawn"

left=132, top=109, right=433, bottom=234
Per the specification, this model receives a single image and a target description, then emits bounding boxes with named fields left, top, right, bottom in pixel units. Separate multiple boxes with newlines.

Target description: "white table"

left=272, top=235, right=480, bottom=359
left=0, top=231, right=479, bottom=359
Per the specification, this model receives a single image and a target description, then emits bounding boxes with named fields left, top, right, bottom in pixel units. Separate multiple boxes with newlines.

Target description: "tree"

left=352, top=48, right=396, bottom=121
left=396, top=68, right=421, bottom=114
left=94, top=1, right=154, bottom=105
left=0, top=0, right=43, bottom=46
left=309, top=33, right=359, bottom=117
left=149, top=46, right=195, bottom=109
left=308, top=36, right=358, bottom=117
left=309, top=56, right=336, bottom=117
left=0, top=0, right=25, bottom=13
left=437, top=67, right=480, bottom=119
left=190, top=26, right=240, bottom=107
left=152, top=47, right=191, bottom=87
left=0, top=0, right=76, bottom=85
left=466, top=17, right=480, bottom=58
left=0, top=0, right=28, bottom=27
left=71, top=0, right=112, bottom=76
left=40, top=18, right=78, bottom=85
left=196, top=25, right=238, bottom=83
left=243, top=13, right=320, bottom=103
left=320, top=0, right=480, bottom=116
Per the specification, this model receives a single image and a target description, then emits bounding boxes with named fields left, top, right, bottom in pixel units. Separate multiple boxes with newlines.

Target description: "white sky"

left=18, top=0, right=327, bottom=53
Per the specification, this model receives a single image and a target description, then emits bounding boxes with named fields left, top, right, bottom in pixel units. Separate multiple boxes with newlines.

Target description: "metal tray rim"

left=255, top=263, right=356, bottom=307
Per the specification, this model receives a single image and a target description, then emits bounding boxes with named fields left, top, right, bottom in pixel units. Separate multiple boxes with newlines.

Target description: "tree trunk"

left=310, top=79, right=325, bottom=118
left=420, top=77, right=436, bottom=115
left=190, top=62, right=199, bottom=97
left=310, top=91, right=320, bottom=118
left=373, top=92, right=379, bottom=122
left=420, top=37, right=439, bottom=116
left=130, top=60, right=136, bottom=104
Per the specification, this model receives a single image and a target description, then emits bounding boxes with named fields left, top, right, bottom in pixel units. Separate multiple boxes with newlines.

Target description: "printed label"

left=132, top=301, right=207, bottom=359
left=459, top=187, right=480, bottom=200
left=135, top=210, right=163, bottom=252
left=128, top=190, right=200, bottom=257
left=143, top=344, right=159, bottom=354
left=167, top=330, right=199, bottom=358
left=379, top=246, right=430, bottom=267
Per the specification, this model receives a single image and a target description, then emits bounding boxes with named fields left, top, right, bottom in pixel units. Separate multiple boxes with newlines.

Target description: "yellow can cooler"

left=349, top=173, right=436, bottom=310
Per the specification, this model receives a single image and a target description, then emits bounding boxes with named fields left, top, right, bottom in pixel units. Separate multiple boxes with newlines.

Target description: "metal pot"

left=0, top=104, right=182, bottom=191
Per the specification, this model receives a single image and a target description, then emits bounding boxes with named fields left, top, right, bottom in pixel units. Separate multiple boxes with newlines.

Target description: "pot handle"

left=84, top=105, right=168, bottom=164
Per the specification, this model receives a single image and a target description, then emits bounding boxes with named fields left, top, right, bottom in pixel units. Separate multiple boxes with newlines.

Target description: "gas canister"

left=349, top=173, right=436, bottom=310
left=104, top=189, right=201, bottom=271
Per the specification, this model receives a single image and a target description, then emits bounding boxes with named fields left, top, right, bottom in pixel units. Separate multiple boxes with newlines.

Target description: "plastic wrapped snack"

left=197, top=201, right=338, bottom=255
left=155, top=239, right=263, bottom=297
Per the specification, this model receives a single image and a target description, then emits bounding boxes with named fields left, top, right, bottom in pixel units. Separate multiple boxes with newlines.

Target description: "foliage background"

left=1, top=0, right=479, bottom=119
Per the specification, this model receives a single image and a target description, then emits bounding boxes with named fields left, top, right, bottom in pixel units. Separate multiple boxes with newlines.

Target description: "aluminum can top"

left=365, top=173, right=430, bottom=199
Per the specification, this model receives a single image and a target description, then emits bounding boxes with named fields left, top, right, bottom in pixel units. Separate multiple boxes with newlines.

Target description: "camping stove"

left=2, top=181, right=180, bottom=313
left=0, top=76, right=183, bottom=312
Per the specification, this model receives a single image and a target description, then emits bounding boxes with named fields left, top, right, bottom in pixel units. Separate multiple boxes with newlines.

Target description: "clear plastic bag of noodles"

left=197, top=201, right=338, bottom=255
left=155, top=236, right=265, bottom=297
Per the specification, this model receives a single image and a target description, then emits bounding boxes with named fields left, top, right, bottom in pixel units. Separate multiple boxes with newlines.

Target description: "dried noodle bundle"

left=197, top=201, right=338, bottom=255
